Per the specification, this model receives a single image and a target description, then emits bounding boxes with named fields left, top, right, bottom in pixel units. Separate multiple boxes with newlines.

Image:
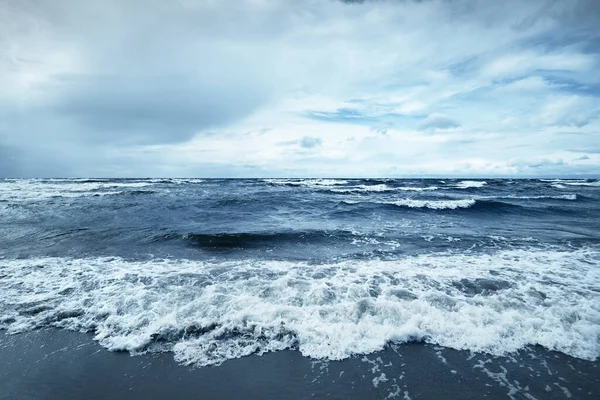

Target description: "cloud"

left=300, top=136, right=323, bottom=149
left=0, top=143, right=73, bottom=178
left=42, top=73, right=269, bottom=145
left=0, top=144, right=21, bottom=178
left=418, top=114, right=460, bottom=132
left=306, top=108, right=377, bottom=124
left=0, top=0, right=599, bottom=177
left=537, top=95, right=600, bottom=128
left=570, top=148, right=600, bottom=154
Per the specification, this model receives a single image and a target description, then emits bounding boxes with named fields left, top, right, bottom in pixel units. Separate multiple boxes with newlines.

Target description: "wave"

left=391, top=199, right=475, bottom=209
left=488, top=194, right=578, bottom=201
left=341, top=193, right=580, bottom=211
left=67, top=178, right=112, bottom=183
left=147, top=178, right=204, bottom=184
left=395, top=186, right=439, bottom=192
left=342, top=198, right=477, bottom=210
left=326, top=185, right=439, bottom=194
left=326, top=184, right=394, bottom=193
left=1, top=247, right=598, bottom=366
left=114, top=189, right=156, bottom=196
left=153, top=230, right=357, bottom=249
left=0, top=180, right=157, bottom=201
left=454, top=180, right=487, bottom=189
left=562, top=181, right=600, bottom=187
left=331, top=184, right=391, bottom=192
left=542, top=179, right=599, bottom=187
left=326, top=181, right=485, bottom=194
left=265, top=179, right=349, bottom=187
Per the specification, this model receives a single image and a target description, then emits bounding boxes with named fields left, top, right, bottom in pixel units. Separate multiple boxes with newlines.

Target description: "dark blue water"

left=1, top=178, right=599, bottom=366
left=1, top=178, right=598, bottom=260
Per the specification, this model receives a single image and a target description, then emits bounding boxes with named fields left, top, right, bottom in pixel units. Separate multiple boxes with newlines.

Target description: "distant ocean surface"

left=1, top=178, right=599, bottom=367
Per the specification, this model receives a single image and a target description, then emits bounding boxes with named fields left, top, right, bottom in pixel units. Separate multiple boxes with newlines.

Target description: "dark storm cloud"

left=42, top=74, right=269, bottom=145
left=1, top=0, right=275, bottom=148
left=0, top=144, right=20, bottom=178
left=0, top=142, right=72, bottom=178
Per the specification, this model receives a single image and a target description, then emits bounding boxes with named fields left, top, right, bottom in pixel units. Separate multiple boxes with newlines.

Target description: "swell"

left=339, top=198, right=499, bottom=211
left=112, top=189, right=156, bottom=196
left=339, top=195, right=583, bottom=212
left=153, top=230, right=359, bottom=250
left=319, top=185, right=438, bottom=194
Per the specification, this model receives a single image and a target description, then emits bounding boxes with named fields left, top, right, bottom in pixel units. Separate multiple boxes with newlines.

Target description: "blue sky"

left=1, top=0, right=599, bottom=177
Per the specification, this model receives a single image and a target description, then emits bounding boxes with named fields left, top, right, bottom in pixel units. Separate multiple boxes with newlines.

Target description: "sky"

left=1, top=0, right=599, bottom=178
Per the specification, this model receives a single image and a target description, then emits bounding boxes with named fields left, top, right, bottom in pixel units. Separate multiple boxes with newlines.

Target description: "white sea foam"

left=160, top=178, right=205, bottom=184
left=342, top=198, right=476, bottom=209
left=329, top=184, right=394, bottom=193
left=482, top=194, right=577, bottom=201
left=265, top=179, right=349, bottom=187
left=0, top=180, right=155, bottom=202
left=328, top=185, right=440, bottom=193
left=392, top=199, right=476, bottom=209
left=396, top=186, right=439, bottom=192
left=562, top=181, right=600, bottom=187
left=1, top=247, right=598, bottom=366
left=347, top=194, right=579, bottom=211
left=264, top=179, right=441, bottom=193
left=542, top=179, right=599, bottom=187
left=455, top=181, right=487, bottom=189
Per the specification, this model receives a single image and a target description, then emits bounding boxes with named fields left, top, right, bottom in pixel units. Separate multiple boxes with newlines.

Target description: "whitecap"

left=265, top=179, right=349, bottom=187
left=0, top=180, right=155, bottom=202
left=483, top=194, right=577, bottom=201
left=3, top=247, right=597, bottom=366
left=329, top=184, right=394, bottom=193
left=391, top=199, right=476, bottom=209
left=454, top=181, right=487, bottom=189
left=542, top=179, right=599, bottom=187
left=342, top=198, right=476, bottom=210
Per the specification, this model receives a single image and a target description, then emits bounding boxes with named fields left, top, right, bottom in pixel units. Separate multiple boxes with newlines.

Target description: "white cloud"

left=300, top=136, right=323, bottom=148
left=418, top=114, right=461, bottom=132
left=0, top=0, right=599, bottom=177
left=537, top=95, right=600, bottom=128
left=482, top=52, right=595, bottom=79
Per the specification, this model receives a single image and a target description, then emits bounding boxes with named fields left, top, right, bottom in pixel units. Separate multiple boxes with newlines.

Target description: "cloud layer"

left=1, top=0, right=599, bottom=177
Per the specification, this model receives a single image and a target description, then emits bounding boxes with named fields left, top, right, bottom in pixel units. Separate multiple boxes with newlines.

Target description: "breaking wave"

left=454, top=181, right=487, bottom=189
left=1, top=247, right=598, bottom=366
left=0, top=180, right=158, bottom=201
left=342, top=198, right=478, bottom=210
left=486, top=194, right=578, bottom=201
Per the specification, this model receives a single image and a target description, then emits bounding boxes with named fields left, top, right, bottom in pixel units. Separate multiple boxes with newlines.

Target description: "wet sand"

left=1, top=330, right=598, bottom=399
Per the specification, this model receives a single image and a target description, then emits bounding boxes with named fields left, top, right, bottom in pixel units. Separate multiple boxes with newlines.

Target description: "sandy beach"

left=1, top=330, right=598, bottom=400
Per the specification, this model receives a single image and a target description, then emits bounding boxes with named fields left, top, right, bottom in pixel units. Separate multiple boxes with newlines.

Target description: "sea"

left=1, top=177, right=599, bottom=371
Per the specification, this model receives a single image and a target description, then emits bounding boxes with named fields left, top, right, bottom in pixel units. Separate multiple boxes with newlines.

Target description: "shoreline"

left=1, top=330, right=598, bottom=399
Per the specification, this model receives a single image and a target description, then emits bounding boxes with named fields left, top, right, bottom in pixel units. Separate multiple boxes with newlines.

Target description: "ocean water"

left=1, top=178, right=599, bottom=367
